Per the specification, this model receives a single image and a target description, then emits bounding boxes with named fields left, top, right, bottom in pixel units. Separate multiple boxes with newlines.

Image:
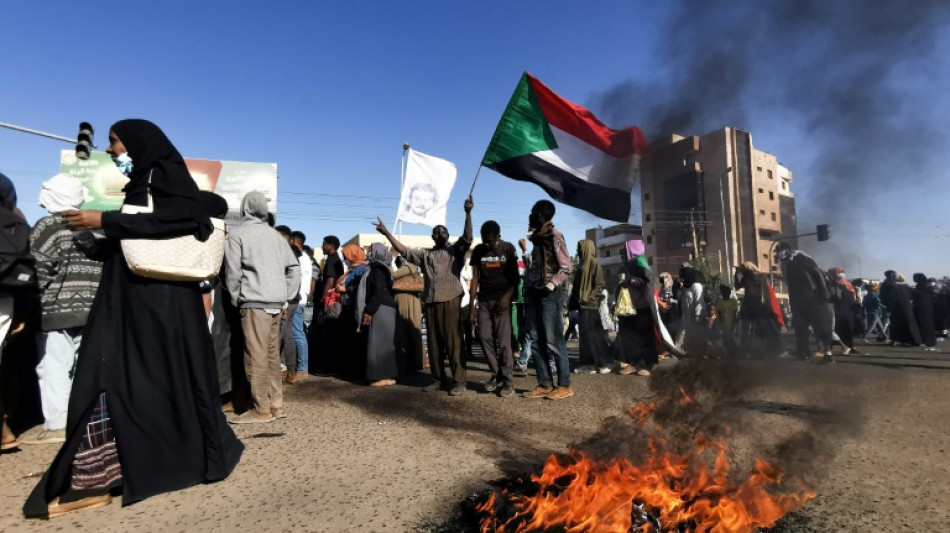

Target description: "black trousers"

left=791, top=298, right=832, bottom=356
left=476, top=300, right=513, bottom=382
left=578, top=308, right=613, bottom=367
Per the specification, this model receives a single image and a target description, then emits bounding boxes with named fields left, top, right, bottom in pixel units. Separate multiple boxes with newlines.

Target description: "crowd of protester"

left=1, top=119, right=947, bottom=518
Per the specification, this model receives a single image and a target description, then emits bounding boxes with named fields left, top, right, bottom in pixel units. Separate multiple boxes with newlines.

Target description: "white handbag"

left=120, top=170, right=226, bottom=282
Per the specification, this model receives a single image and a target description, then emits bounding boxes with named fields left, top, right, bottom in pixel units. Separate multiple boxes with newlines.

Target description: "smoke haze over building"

left=593, top=0, right=950, bottom=277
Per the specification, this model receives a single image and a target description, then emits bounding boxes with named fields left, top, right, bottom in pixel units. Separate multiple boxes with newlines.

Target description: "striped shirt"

left=405, top=236, right=472, bottom=304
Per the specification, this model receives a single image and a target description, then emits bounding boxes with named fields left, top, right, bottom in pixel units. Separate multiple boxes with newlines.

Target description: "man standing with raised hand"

left=469, top=220, right=520, bottom=397
left=521, top=200, right=574, bottom=400
left=373, top=197, right=474, bottom=396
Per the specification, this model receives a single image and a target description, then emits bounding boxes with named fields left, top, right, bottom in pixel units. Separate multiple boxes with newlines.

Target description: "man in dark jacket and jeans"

left=522, top=200, right=574, bottom=399
left=225, top=191, right=300, bottom=423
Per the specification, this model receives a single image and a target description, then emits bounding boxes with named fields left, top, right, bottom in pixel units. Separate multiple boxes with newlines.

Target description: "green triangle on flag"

left=481, top=72, right=558, bottom=167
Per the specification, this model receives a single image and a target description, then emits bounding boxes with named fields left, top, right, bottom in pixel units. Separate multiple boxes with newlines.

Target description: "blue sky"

left=2, top=1, right=948, bottom=279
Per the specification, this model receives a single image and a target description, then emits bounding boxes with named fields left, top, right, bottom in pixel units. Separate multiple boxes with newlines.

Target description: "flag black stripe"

left=487, top=155, right=632, bottom=222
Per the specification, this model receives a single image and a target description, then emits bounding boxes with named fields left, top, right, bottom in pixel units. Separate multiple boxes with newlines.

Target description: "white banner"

left=396, top=148, right=457, bottom=227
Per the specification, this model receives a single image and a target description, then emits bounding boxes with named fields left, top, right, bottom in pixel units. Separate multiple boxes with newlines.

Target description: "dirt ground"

left=1, top=341, right=949, bottom=532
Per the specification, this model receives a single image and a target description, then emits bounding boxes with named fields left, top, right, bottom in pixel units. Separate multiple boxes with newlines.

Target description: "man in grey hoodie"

left=225, top=191, right=301, bottom=423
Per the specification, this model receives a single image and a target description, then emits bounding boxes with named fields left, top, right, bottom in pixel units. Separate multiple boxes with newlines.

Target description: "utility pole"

left=689, top=209, right=700, bottom=262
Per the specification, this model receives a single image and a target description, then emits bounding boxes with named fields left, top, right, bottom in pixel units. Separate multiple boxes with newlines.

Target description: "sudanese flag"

left=481, top=72, right=648, bottom=222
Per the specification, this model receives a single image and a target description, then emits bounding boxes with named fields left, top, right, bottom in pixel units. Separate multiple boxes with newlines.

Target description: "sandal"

left=47, top=495, right=112, bottom=518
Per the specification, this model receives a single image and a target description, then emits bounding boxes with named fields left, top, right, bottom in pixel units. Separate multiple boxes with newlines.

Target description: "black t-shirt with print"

left=470, top=241, right=519, bottom=301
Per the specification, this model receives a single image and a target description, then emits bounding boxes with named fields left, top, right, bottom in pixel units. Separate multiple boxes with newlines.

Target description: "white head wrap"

left=39, top=173, right=84, bottom=214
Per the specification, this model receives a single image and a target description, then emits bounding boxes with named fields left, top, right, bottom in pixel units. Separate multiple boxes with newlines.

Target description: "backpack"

left=822, top=271, right=842, bottom=303
left=0, top=208, right=36, bottom=288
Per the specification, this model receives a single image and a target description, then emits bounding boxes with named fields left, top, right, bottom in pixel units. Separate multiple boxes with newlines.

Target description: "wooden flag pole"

left=467, top=165, right=483, bottom=198
left=394, top=143, right=409, bottom=237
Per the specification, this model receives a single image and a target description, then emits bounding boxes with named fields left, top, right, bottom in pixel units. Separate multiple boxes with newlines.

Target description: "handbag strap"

left=146, top=169, right=154, bottom=211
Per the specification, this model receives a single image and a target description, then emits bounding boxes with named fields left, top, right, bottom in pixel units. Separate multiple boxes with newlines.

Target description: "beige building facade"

left=641, top=127, right=796, bottom=291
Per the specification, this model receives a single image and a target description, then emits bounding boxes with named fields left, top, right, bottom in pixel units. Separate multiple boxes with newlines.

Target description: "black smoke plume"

left=596, top=0, right=950, bottom=271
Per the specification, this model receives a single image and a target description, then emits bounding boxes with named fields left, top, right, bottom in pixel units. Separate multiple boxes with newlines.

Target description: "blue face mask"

left=114, top=153, right=133, bottom=176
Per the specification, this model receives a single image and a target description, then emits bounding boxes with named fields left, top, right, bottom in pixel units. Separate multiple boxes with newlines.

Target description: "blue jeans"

left=293, top=305, right=308, bottom=373
left=526, top=287, right=571, bottom=388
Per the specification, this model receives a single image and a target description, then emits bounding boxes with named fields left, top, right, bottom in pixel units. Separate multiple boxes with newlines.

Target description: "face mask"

left=114, top=153, right=133, bottom=176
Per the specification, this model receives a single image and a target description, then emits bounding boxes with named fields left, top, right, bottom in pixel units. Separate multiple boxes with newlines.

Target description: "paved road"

left=1, top=341, right=948, bottom=532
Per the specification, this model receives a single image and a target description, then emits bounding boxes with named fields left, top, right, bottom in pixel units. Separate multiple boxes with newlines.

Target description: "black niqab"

left=111, top=119, right=212, bottom=239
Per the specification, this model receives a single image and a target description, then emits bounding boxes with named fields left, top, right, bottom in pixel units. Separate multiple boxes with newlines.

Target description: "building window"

left=605, top=250, right=610, bottom=257
left=758, top=188, right=764, bottom=193
left=763, top=254, right=768, bottom=259
left=769, top=191, right=774, bottom=200
left=647, top=235, right=653, bottom=244
left=771, top=212, right=776, bottom=221
left=759, top=209, right=765, bottom=215
left=781, top=182, right=786, bottom=190
left=644, top=193, right=650, bottom=201
left=648, top=257, right=653, bottom=265
left=757, top=166, right=763, bottom=172
left=645, top=214, right=651, bottom=222
left=768, top=170, right=773, bottom=179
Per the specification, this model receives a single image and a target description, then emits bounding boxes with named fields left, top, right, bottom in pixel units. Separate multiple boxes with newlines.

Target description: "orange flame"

left=478, top=413, right=815, bottom=532
left=679, top=386, right=696, bottom=405
left=628, top=402, right=657, bottom=425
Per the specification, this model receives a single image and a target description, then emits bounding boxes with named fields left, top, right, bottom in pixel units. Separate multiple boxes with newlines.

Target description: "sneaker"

left=842, top=347, right=852, bottom=355
left=498, top=382, right=515, bottom=398
left=523, top=386, right=554, bottom=399
left=21, top=429, right=66, bottom=445
left=229, top=411, right=274, bottom=424
left=597, top=366, right=613, bottom=374
left=821, top=354, right=836, bottom=365
left=546, top=386, right=574, bottom=400
left=573, top=366, right=596, bottom=375
left=293, top=372, right=310, bottom=382
left=513, top=367, right=528, bottom=377
left=449, top=384, right=466, bottom=396
left=270, top=408, right=287, bottom=419
left=483, top=376, right=500, bottom=393
left=47, top=494, right=112, bottom=518
left=849, top=348, right=861, bottom=355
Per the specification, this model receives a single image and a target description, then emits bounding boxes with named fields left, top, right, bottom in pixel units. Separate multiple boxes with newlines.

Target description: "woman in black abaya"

left=880, top=270, right=921, bottom=347
left=25, top=120, right=243, bottom=518
left=912, top=273, right=937, bottom=350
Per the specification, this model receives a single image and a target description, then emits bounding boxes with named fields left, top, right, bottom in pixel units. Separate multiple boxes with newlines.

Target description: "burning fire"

left=476, top=400, right=816, bottom=533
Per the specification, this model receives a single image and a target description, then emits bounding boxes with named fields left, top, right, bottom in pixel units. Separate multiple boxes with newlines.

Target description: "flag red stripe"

left=527, top=73, right=649, bottom=158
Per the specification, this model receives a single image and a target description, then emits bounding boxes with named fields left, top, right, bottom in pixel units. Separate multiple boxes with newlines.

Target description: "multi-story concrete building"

left=584, top=223, right=643, bottom=298
left=641, top=127, right=796, bottom=292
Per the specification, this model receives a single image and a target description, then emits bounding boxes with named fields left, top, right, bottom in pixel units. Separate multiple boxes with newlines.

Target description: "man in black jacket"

left=779, top=248, right=835, bottom=364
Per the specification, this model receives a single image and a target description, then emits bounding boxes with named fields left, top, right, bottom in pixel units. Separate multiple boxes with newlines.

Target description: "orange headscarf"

left=830, top=267, right=856, bottom=301
left=342, top=243, right=367, bottom=267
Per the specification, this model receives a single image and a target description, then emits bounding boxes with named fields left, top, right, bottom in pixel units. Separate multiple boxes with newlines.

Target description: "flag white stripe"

left=533, top=126, right=640, bottom=192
